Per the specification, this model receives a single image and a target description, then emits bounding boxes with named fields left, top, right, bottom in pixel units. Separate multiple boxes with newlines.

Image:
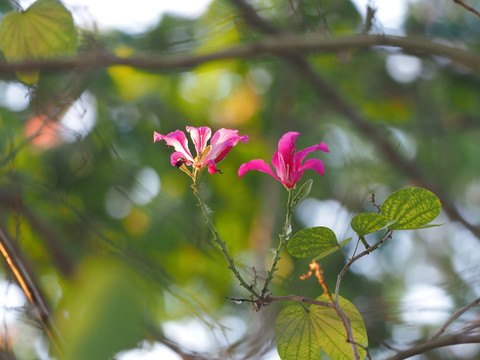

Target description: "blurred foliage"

left=1, top=0, right=480, bottom=359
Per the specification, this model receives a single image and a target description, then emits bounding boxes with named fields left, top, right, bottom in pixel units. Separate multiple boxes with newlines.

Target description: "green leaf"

left=312, top=237, right=351, bottom=261
left=275, top=295, right=368, bottom=360
left=351, top=213, right=388, bottom=235
left=381, top=188, right=442, bottom=230
left=0, top=0, right=77, bottom=84
left=291, top=179, right=313, bottom=207
left=314, top=295, right=368, bottom=360
left=287, top=226, right=337, bottom=259
left=275, top=305, right=323, bottom=360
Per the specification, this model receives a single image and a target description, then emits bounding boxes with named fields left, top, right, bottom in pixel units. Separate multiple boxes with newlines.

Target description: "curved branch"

left=0, top=34, right=479, bottom=73
left=385, top=334, right=480, bottom=360
left=429, top=296, right=480, bottom=341
left=453, top=0, right=480, bottom=18
left=0, top=225, right=64, bottom=351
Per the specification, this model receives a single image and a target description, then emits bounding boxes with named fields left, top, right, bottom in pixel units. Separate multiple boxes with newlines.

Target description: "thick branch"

left=0, top=35, right=480, bottom=73
left=385, top=334, right=480, bottom=360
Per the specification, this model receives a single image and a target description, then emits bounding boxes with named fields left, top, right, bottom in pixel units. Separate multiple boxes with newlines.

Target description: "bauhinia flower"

left=154, top=126, right=248, bottom=177
left=238, top=131, right=329, bottom=189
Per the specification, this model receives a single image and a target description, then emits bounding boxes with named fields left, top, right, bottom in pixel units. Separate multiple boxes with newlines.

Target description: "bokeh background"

left=1, top=0, right=480, bottom=359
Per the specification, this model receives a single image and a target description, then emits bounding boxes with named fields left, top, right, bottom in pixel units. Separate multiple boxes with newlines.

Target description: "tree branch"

left=0, top=224, right=64, bottom=352
left=385, top=334, right=480, bottom=360
left=453, top=0, right=480, bottom=18
left=429, top=296, right=480, bottom=341
left=335, top=231, right=393, bottom=301
left=0, top=34, right=480, bottom=74
left=227, top=295, right=334, bottom=308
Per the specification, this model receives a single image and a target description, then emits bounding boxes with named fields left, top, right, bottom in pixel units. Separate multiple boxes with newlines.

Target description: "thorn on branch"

left=370, top=193, right=381, bottom=213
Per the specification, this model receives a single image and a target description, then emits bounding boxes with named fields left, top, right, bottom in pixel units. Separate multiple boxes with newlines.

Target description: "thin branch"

left=0, top=34, right=480, bottom=73
left=0, top=225, right=64, bottom=352
left=429, top=296, right=480, bottom=341
left=385, top=334, right=480, bottom=360
left=8, top=0, right=22, bottom=11
left=300, top=261, right=360, bottom=359
left=336, top=231, right=392, bottom=300
left=261, top=188, right=293, bottom=297
left=227, top=294, right=334, bottom=308
left=453, top=0, right=480, bottom=18
left=192, top=184, right=262, bottom=300
left=0, top=190, right=74, bottom=276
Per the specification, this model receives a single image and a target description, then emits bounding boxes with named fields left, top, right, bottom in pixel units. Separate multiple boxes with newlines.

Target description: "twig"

left=8, top=0, right=22, bottom=11
left=336, top=230, right=393, bottom=300
left=261, top=188, right=294, bottom=297
left=385, top=334, right=480, bottom=360
left=429, top=296, right=480, bottom=341
left=192, top=184, right=262, bottom=299
left=370, top=193, right=381, bottom=213
left=301, top=261, right=360, bottom=360
left=226, top=295, right=333, bottom=308
left=361, top=4, right=377, bottom=34
left=0, top=191, right=74, bottom=276
left=453, top=0, right=480, bottom=18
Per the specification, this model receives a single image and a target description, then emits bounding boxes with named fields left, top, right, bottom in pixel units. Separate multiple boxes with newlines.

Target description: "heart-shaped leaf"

left=0, top=0, right=77, bottom=84
left=381, top=188, right=441, bottom=230
left=275, top=295, right=368, bottom=360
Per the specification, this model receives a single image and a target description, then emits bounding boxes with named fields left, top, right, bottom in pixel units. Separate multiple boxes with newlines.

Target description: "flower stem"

left=261, top=188, right=294, bottom=297
left=192, top=184, right=261, bottom=299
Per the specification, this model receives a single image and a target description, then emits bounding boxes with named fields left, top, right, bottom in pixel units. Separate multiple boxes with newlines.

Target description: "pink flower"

left=238, top=132, right=328, bottom=189
left=154, top=126, right=248, bottom=175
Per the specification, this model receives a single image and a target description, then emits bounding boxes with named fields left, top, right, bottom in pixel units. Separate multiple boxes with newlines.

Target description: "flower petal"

left=271, top=132, right=299, bottom=184
left=301, top=158, right=325, bottom=176
left=271, top=151, right=288, bottom=184
left=153, top=131, right=163, bottom=143
left=294, top=142, right=329, bottom=166
left=186, top=126, right=211, bottom=156
left=288, top=169, right=304, bottom=188
left=207, top=161, right=219, bottom=175
left=238, top=159, right=281, bottom=182
left=208, top=128, right=248, bottom=164
left=154, top=130, right=194, bottom=162
left=277, top=132, right=299, bottom=162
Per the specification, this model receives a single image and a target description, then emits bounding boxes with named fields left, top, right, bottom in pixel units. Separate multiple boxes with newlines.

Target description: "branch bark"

left=453, top=0, right=480, bottom=18
left=429, top=297, right=480, bottom=341
left=0, top=34, right=479, bottom=73
left=0, top=224, right=64, bottom=352
left=385, top=334, right=480, bottom=360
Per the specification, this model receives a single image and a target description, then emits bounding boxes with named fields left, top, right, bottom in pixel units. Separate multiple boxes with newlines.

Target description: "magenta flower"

left=154, top=126, right=248, bottom=175
left=238, top=132, right=329, bottom=189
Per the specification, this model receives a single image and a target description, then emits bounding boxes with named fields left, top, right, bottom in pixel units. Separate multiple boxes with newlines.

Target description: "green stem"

left=261, top=188, right=294, bottom=297
left=192, top=184, right=261, bottom=299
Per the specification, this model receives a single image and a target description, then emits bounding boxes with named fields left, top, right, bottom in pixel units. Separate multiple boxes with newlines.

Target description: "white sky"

left=16, top=0, right=411, bottom=34
left=19, top=0, right=213, bottom=33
